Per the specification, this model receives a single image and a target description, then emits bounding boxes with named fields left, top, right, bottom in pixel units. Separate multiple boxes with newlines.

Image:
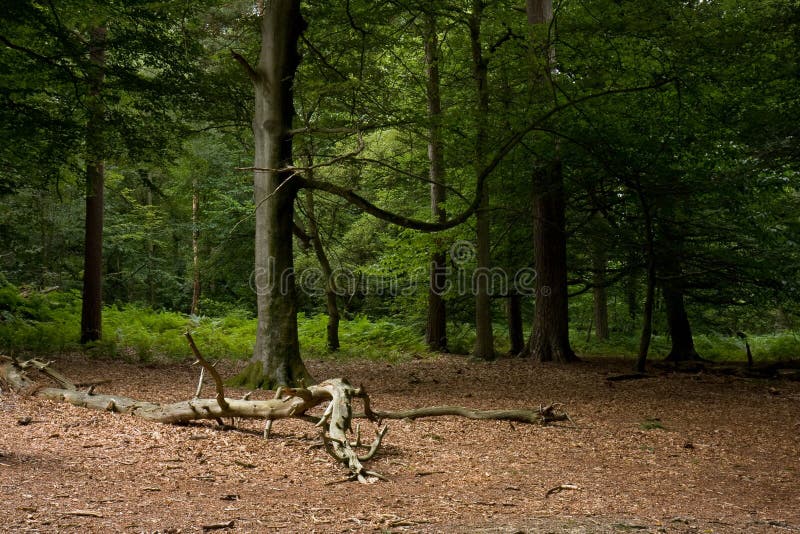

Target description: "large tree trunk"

left=659, top=211, right=701, bottom=362
left=523, top=0, right=575, bottom=363
left=526, top=160, right=576, bottom=362
left=470, top=0, right=494, bottom=360
left=80, top=26, right=107, bottom=344
left=424, top=13, right=448, bottom=353
left=231, top=0, right=311, bottom=389
left=663, top=285, right=701, bottom=362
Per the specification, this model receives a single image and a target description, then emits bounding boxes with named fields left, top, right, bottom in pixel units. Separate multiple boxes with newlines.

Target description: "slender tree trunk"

left=507, top=293, right=524, bottom=355
left=592, top=265, right=609, bottom=340
left=636, top=252, right=656, bottom=372
left=190, top=178, right=201, bottom=315
left=231, top=0, right=311, bottom=389
left=635, top=195, right=655, bottom=372
left=423, top=13, right=448, bottom=352
left=591, top=216, right=609, bottom=340
left=146, top=187, right=155, bottom=307
left=470, top=0, right=494, bottom=360
left=304, top=188, right=340, bottom=351
left=626, top=257, right=639, bottom=333
left=80, top=26, right=106, bottom=344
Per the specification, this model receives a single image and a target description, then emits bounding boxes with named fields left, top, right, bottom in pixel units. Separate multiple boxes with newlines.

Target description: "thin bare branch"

left=184, top=332, right=229, bottom=411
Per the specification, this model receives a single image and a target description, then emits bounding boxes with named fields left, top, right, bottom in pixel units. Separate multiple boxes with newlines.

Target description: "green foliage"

left=298, top=314, right=429, bottom=362
left=1, top=0, right=798, bottom=368
left=0, top=286, right=432, bottom=363
left=1, top=284, right=799, bottom=365
left=639, top=418, right=665, bottom=431
left=0, top=286, right=82, bottom=352
left=749, top=334, right=800, bottom=362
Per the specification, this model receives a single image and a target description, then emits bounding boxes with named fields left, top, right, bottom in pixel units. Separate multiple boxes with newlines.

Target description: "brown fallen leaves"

left=1, top=353, right=798, bottom=532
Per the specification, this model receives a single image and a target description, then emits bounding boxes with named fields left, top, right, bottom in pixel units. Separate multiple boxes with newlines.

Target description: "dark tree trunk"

left=522, top=0, right=575, bottom=362
left=662, top=285, right=701, bottom=362
left=80, top=26, right=106, bottom=344
left=658, top=205, right=701, bottom=363
left=626, top=260, right=639, bottom=332
left=525, top=160, right=576, bottom=362
left=423, top=13, right=447, bottom=352
left=231, top=0, right=312, bottom=389
left=470, top=0, right=494, bottom=360
left=635, top=194, right=655, bottom=373
left=592, top=237, right=609, bottom=341
left=635, top=252, right=656, bottom=373
left=426, top=250, right=448, bottom=351
left=507, top=293, right=524, bottom=355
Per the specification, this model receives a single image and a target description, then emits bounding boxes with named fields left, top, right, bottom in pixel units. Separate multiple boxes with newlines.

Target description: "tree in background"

left=0, top=0, right=205, bottom=342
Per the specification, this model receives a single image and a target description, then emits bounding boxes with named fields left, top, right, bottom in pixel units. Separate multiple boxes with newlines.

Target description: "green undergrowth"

left=0, top=286, right=430, bottom=362
left=297, top=313, right=428, bottom=362
left=1, top=285, right=798, bottom=364
left=572, top=331, right=800, bottom=363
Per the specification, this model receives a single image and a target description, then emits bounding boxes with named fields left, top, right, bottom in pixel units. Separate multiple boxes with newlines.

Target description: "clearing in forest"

left=1, top=353, right=798, bottom=533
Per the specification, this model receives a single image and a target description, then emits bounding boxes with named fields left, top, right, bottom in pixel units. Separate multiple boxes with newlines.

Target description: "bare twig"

left=545, top=483, right=579, bottom=497
left=194, top=366, right=206, bottom=399
left=184, top=332, right=229, bottom=411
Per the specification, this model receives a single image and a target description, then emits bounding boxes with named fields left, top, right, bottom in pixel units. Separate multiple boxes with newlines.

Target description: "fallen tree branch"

left=357, top=385, right=568, bottom=424
left=545, top=483, right=579, bottom=497
left=0, top=355, right=571, bottom=483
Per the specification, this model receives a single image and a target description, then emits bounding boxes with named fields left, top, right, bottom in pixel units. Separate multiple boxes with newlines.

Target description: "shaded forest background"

left=1, top=0, right=799, bottom=368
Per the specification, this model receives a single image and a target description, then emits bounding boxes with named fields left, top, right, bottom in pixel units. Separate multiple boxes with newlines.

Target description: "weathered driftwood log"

left=1, top=348, right=569, bottom=483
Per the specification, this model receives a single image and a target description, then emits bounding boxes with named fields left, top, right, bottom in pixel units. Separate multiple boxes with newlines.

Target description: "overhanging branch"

left=299, top=79, right=674, bottom=233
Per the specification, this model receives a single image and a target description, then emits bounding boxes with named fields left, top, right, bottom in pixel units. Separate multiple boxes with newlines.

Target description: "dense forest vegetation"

left=1, top=0, right=798, bottom=386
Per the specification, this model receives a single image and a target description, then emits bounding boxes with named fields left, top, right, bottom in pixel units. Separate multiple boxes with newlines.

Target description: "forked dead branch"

left=0, top=340, right=570, bottom=483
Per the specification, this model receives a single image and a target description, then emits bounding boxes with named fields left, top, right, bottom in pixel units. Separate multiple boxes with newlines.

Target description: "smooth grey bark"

left=231, top=0, right=312, bottom=389
left=423, top=13, right=448, bottom=353
left=470, top=0, right=494, bottom=360
left=80, top=26, right=106, bottom=344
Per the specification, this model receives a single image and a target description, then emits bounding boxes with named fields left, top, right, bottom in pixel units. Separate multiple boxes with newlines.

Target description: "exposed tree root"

left=0, top=347, right=570, bottom=483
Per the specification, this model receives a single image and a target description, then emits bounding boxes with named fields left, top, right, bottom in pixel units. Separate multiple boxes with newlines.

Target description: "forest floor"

left=1, top=353, right=799, bottom=533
